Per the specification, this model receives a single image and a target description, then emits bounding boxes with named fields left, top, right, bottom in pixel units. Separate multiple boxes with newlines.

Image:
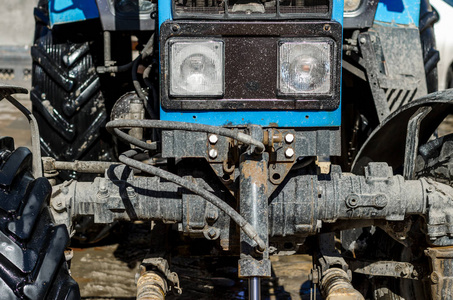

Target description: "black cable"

left=132, top=54, right=147, bottom=99
left=119, top=150, right=266, bottom=252
left=106, top=119, right=265, bottom=154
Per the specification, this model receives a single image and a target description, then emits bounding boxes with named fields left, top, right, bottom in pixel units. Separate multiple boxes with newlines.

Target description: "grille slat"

left=174, top=0, right=330, bottom=18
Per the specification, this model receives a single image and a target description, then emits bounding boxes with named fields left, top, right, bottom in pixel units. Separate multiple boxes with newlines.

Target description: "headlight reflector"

left=169, top=39, right=224, bottom=97
left=279, top=39, right=333, bottom=95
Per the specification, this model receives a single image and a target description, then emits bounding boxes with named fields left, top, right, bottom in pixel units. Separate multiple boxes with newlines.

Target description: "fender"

left=48, top=0, right=99, bottom=27
left=352, top=89, right=453, bottom=174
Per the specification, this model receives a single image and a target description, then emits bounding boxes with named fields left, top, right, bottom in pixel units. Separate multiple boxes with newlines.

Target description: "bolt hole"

left=305, top=115, right=309, bottom=119
left=222, top=174, right=230, bottom=181
left=193, top=115, right=197, bottom=119
left=272, top=173, right=281, bottom=180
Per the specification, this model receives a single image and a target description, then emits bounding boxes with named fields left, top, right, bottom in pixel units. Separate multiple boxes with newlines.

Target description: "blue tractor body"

left=157, top=0, right=345, bottom=127
left=48, top=0, right=99, bottom=26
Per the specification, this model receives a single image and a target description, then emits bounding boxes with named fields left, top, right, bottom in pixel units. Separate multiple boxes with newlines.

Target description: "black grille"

left=173, top=0, right=330, bottom=19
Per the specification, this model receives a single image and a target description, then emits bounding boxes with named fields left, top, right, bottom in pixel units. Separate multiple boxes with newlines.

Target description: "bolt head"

left=126, top=186, right=136, bottom=197
left=360, top=37, right=366, bottom=44
left=285, top=148, right=294, bottom=158
left=208, top=228, right=217, bottom=238
left=284, top=133, right=295, bottom=143
left=209, top=134, right=218, bottom=144
left=209, top=149, right=218, bottom=159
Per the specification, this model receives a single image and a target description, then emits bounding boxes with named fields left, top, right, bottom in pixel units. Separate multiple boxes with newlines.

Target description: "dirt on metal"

left=3, top=98, right=453, bottom=299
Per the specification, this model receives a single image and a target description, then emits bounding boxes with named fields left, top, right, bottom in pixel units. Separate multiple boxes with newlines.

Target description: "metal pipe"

left=103, top=31, right=111, bottom=64
left=248, top=277, right=261, bottom=300
left=42, top=157, right=117, bottom=174
left=238, top=126, right=271, bottom=282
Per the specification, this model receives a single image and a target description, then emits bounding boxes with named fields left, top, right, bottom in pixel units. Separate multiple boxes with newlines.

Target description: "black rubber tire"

left=446, top=65, right=453, bottom=89
left=415, top=133, right=453, bottom=184
left=420, top=0, right=440, bottom=93
left=31, top=15, right=115, bottom=179
left=0, top=137, right=80, bottom=299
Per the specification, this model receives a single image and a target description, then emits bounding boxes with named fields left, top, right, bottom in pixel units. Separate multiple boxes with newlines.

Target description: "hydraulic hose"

left=119, top=150, right=266, bottom=252
left=132, top=33, right=157, bottom=119
left=106, top=119, right=265, bottom=154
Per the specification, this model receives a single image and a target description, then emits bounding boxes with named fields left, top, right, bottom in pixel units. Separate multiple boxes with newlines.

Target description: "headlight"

left=344, top=0, right=362, bottom=12
left=168, top=39, right=224, bottom=97
left=279, top=39, right=333, bottom=95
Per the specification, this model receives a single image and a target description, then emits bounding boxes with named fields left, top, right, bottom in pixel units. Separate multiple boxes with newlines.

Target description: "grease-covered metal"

left=239, top=126, right=271, bottom=279
left=426, top=247, right=453, bottom=300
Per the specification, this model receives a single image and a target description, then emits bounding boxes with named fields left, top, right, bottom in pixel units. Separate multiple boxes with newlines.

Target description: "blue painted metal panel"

left=159, top=109, right=341, bottom=127
left=374, top=0, right=421, bottom=26
left=332, top=0, right=344, bottom=23
left=158, top=0, right=343, bottom=127
left=158, top=0, right=172, bottom=29
left=49, top=0, right=100, bottom=27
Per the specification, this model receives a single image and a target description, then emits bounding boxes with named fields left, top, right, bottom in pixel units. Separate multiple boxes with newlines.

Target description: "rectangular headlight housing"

left=168, top=39, right=224, bottom=97
left=278, top=39, right=334, bottom=95
left=160, top=21, right=342, bottom=111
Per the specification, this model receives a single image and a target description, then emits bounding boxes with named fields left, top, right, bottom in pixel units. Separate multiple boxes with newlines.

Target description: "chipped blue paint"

left=48, top=0, right=99, bottom=27
left=374, top=0, right=421, bottom=26
left=158, top=0, right=343, bottom=127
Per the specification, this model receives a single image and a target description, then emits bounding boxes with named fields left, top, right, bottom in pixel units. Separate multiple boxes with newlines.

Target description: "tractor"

left=0, top=0, right=452, bottom=299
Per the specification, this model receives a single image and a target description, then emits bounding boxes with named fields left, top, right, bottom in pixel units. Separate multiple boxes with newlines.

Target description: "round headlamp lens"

left=279, top=41, right=332, bottom=94
left=169, top=40, right=224, bottom=97
left=344, top=0, right=362, bottom=12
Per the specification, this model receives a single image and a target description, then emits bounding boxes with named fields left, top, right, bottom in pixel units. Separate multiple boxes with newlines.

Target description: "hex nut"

left=209, top=149, right=218, bottom=159
left=209, top=134, right=218, bottom=144
left=285, top=148, right=294, bottom=158
left=284, top=133, right=295, bottom=144
left=208, top=228, right=217, bottom=238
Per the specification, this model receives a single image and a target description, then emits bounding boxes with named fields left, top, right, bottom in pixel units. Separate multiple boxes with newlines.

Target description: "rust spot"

left=241, top=159, right=268, bottom=191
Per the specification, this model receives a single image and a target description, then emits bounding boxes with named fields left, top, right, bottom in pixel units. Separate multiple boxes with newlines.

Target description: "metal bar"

left=103, top=31, right=112, bottom=66
left=358, top=32, right=390, bottom=123
left=248, top=277, right=261, bottom=300
left=238, top=126, right=271, bottom=279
